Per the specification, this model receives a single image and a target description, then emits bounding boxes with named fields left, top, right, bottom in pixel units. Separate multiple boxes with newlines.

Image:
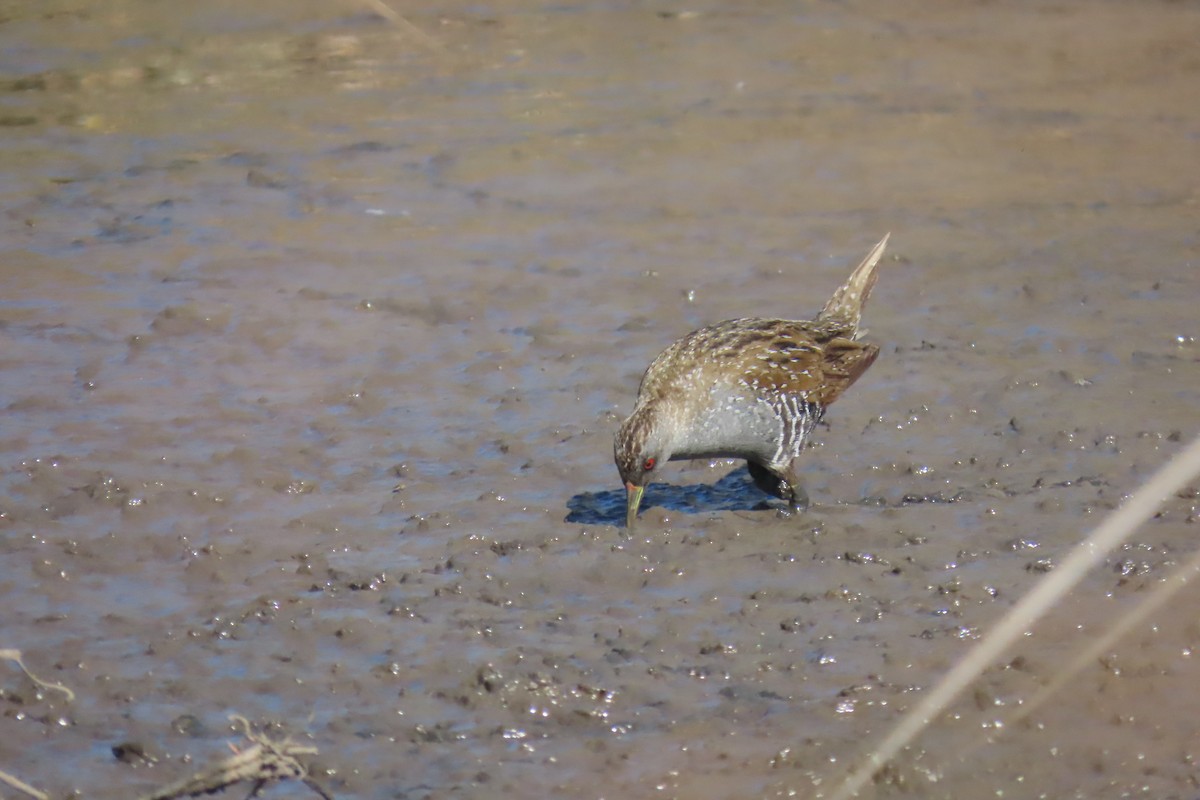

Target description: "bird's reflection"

left=565, top=466, right=773, bottom=526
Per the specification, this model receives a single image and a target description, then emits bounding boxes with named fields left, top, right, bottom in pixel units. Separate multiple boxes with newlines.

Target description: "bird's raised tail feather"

left=818, top=233, right=890, bottom=333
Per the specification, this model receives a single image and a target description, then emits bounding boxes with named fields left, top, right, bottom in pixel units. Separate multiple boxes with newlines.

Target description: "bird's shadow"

left=565, top=466, right=774, bottom=527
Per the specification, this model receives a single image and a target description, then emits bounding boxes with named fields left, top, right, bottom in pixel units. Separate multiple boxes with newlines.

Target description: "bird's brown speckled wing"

left=809, top=335, right=878, bottom=406
left=637, top=317, right=877, bottom=407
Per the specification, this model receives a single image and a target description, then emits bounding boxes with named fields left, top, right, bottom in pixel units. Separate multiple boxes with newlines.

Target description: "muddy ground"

left=1, top=1, right=1199, bottom=798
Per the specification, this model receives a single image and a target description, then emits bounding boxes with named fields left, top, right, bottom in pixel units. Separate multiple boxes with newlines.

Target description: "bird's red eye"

left=643, top=457, right=656, bottom=471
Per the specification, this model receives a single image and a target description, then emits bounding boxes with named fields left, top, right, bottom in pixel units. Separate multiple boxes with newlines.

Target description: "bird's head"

left=614, top=404, right=671, bottom=529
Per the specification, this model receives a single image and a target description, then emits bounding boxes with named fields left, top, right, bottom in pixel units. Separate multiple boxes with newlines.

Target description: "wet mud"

left=1, top=1, right=1198, bottom=798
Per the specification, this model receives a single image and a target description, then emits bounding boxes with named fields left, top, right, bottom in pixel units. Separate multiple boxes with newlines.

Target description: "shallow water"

left=2, top=1, right=1198, bottom=798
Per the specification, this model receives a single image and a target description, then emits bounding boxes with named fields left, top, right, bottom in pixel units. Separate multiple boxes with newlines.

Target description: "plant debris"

left=137, top=716, right=332, bottom=800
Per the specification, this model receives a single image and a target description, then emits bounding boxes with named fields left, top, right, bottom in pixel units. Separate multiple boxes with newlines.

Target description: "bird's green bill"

left=625, top=482, right=644, bottom=529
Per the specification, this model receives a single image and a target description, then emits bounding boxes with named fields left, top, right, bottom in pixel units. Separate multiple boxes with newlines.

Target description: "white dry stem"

left=1005, top=542, right=1200, bottom=730
left=0, top=649, right=75, bottom=702
left=828, top=433, right=1200, bottom=800
left=354, top=0, right=445, bottom=52
left=0, top=767, right=50, bottom=800
left=0, top=649, right=74, bottom=800
left=937, top=541, right=1200, bottom=770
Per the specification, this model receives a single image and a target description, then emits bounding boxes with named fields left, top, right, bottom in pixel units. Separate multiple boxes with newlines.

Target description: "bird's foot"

left=788, top=485, right=811, bottom=514
left=754, top=496, right=808, bottom=518
left=747, top=461, right=811, bottom=515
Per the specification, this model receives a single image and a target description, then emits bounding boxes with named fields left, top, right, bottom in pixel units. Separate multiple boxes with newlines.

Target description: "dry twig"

left=138, top=715, right=332, bottom=800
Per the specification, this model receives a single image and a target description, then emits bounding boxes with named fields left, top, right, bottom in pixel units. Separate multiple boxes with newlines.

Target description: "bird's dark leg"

left=790, top=477, right=811, bottom=513
left=747, top=460, right=809, bottom=512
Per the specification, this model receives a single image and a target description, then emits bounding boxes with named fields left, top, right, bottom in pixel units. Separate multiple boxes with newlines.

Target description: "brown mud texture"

left=1, top=2, right=1198, bottom=798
